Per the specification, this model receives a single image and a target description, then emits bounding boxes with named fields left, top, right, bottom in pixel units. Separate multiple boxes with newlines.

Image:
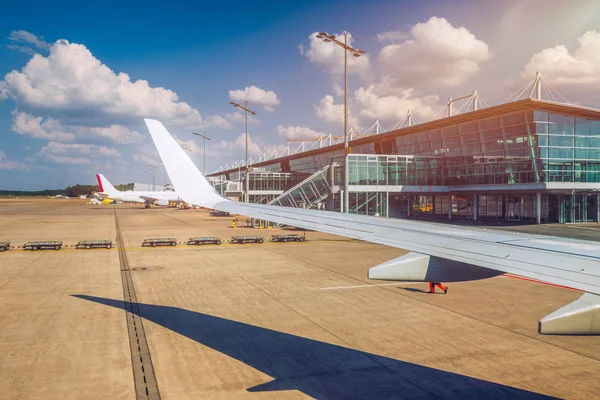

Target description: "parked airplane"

left=96, top=173, right=181, bottom=208
left=144, top=118, right=600, bottom=335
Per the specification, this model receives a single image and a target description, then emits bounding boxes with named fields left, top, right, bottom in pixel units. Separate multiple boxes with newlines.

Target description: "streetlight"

left=230, top=101, right=256, bottom=203
left=148, top=164, right=158, bottom=191
left=315, top=31, right=365, bottom=213
left=192, top=131, right=211, bottom=175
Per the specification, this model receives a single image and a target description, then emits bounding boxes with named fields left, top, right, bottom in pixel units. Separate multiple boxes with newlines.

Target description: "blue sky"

left=1, top=0, right=599, bottom=189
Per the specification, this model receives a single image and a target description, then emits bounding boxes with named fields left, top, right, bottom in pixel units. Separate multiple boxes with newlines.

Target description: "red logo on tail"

left=96, top=174, right=104, bottom=192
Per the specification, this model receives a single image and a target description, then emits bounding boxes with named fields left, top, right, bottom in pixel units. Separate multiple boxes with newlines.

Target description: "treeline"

left=0, top=189, right=63, bottom=196
left=0, top=182, right=135, bottom=197
left=115, top=183, right=134, bottom=191
left=63, top=184, right=99, bottom=197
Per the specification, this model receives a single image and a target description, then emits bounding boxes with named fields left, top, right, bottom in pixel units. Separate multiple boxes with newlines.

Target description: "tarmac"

left=1, top=197, right=599, bottom=399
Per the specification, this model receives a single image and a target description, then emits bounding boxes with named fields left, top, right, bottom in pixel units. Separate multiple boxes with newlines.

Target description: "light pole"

left=147, top=164, right=158, bottom=191
left=230, top=101, right=256, bottom=203
left=315, top=31, right=365, bottom=213
left=192, top=131, right=211, bottom=175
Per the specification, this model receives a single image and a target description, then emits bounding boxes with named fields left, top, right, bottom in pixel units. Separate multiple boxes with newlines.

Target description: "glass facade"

left=211, top=104, right=600, bottom=223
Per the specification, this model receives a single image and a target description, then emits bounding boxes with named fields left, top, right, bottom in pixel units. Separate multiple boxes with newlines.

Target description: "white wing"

left=145, top=119, right=600, bottom=335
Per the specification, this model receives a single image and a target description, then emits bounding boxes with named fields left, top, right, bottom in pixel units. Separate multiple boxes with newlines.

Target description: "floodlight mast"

left=230, top=101, right=256, bottom=203
left=192, top=131, right=211, bottom=175
left=315, top=31, right=365, bottom=213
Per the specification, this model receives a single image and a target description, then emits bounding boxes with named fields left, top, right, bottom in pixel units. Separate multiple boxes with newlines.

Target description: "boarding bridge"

left=267, top=165, right=332, bottom=209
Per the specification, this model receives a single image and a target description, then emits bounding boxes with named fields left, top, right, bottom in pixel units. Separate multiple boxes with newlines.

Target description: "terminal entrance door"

left=506, top=196, right=521, bottom=221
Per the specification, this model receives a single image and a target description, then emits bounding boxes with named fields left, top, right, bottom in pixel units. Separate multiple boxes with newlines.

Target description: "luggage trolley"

left=23, top=241, right=63, bottom=251
left=75, top=240, right=113, bottom=249
left=142, top=238, right=178, bottom=247
left=269, top=234, right=306, bottom=243
left=186, top=237, right=223, bottom=245
left=229, top=236, right=264, bottom=244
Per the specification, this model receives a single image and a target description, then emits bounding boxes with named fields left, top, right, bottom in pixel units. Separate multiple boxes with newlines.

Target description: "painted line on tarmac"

left=319, top=282, right=422, bottom=290
left=114, top=207, right=161, bottom=400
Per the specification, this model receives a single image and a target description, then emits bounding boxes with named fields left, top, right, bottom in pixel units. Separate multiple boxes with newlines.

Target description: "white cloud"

left=38, top=142, right=120, bottom=164
left=8, top=30, right=50, bottom=50
left=208, top=133, right=263, bottom=158
left=304, top=32, right=371, bottom=79
left=206, top=133, right=290, bottom=164
left=376, top=30, right=408, bottom=43
left=89, top=125, right=143, bottom=144
left=11, top=111, right=142, bottom=144
left=522, top=30, right=600, bottom=87
left=378, top=17, right=491, bottom=89
left=353, top=83, right=441, bottom=122
left=228, top=86, right=280, bottom=112
left=314, top=95, right=359, bottom=129
left=277, top=125, right=325, bottom=140
left=12, top=111, right=75, bottom=141
left=0, top=151, right=27, bottom=170
left=0, top=40, right=204, bottom=127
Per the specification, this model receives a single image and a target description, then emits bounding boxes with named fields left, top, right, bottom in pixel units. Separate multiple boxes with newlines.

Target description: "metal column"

left=473, top=194, right=478, bottom=221
left=536, top=193, right=542, bottom=224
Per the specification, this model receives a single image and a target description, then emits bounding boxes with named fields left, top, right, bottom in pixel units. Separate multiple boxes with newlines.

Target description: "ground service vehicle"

left=210, top=211, right=230, bottom=217
left=142, top=238, right=177, bottom=247
left=229, top=236, right=264, bottom=244
left=23, top=241, right=62, bottom=251
left=186, top=237, right=222, bottom=245
left=75, top=240, right=113, bottom=249
left=0, top=242, right=10, bottom=252
left=270, top=234, right=306, bottom=243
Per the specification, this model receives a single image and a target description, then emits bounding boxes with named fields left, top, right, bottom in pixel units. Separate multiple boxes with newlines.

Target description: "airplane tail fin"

left=96, top=174, right=119, bottom=196
left=144, top=119, right=223, bottom=208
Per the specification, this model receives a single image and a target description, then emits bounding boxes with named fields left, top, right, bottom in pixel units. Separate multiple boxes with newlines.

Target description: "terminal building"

left=208, top=83, right=600, bottom=224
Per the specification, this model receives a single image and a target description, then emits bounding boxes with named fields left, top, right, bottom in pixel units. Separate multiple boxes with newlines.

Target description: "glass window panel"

left=548, top=148, right=574, bottom=159
left=443, top=136, right=460, bottom=147
left=537, top=134, right=548, bottom=146
left=502, top=112, right=525, bottom=126
left=441, top=126, right=458, bottom=138
left=428, top=129, right=441, bottom=140
left=575, top=118, right=591, bottom=136
left=459, top=122, right=478, bottom=134
left=460, top=132, right=480, bottom=144
left=549, top=113, right=574, bottom=135
left=549, top=135, right=574, bottom=147
left=417, top=131, right=429, bottom=143
left=482, top=128, right=503, bottom=140
left=534, top=110, right=549, bottom=122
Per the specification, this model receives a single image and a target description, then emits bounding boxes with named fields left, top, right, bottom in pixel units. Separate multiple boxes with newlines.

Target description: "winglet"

left=144, top=119, right=224, bottom=208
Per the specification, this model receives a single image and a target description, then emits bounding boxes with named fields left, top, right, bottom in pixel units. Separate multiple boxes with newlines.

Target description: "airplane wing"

left=144, top=118, right=600, bottom=335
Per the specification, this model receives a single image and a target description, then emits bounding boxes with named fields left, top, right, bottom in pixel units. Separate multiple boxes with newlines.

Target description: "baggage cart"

left=75, top=240, right=113, bottom=249
left=186, top=237, right=222, bottom=245
left=269, top=234, right=306, bottom=243
left=23, top=241, right=63, bottom=251
left=142, top=238, right=178, bottom=247
left=229, top=236, right=264, bottom=244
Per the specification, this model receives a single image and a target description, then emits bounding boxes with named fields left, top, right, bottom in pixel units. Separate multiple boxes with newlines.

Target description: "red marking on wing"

left=503, top=274, right=581, bottom=292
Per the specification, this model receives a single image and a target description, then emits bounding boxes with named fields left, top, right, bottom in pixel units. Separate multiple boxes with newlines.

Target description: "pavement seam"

left=114, top=207, right=161, bottom=400
left=0, top=253, right=44, bottom=292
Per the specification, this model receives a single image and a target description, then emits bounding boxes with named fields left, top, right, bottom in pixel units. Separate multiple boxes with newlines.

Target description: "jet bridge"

left=267, top=165, right=332, bottom=209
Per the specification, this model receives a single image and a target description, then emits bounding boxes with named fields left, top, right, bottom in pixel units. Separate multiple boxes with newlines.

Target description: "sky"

left=1, top=0, right=599, bottom=190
